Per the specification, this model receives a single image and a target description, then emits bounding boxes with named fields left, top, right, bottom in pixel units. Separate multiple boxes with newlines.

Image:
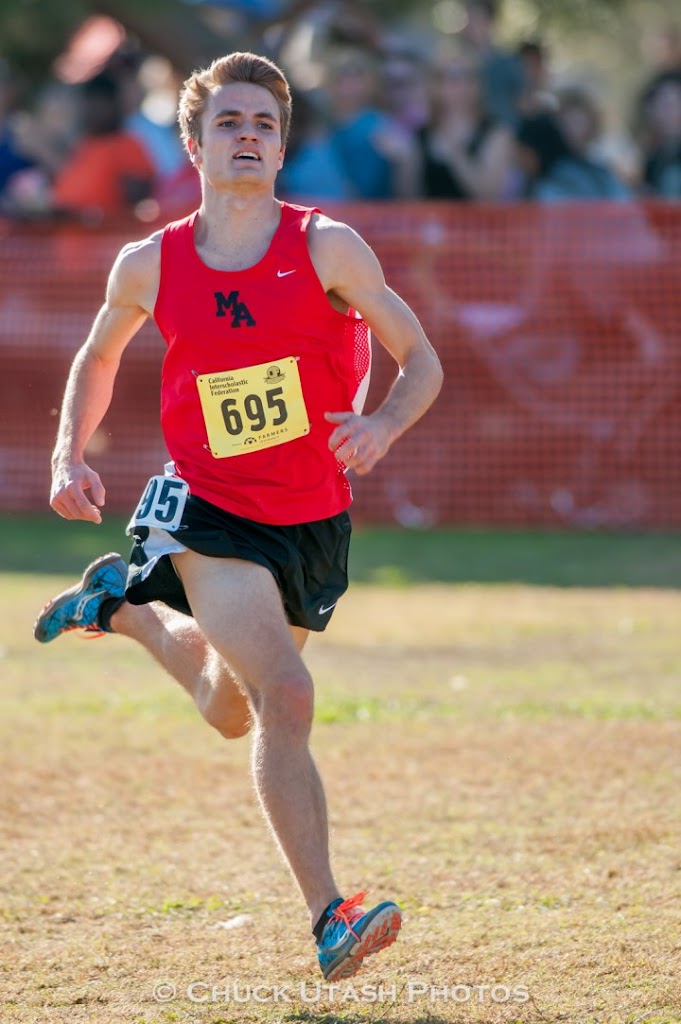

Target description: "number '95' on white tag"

left=127, top=475, right=189, bottom=533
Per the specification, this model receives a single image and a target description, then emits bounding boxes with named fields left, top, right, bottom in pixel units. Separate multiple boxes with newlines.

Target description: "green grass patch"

left=3, top=545, right=681, bottom=1023
left=3, top=513, right=681, bottom=587
left=348, top=525, right=681, bottom=587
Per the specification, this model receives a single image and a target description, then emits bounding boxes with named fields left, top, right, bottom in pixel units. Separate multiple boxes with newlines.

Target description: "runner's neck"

left=194, top=195, right=283, bottom=272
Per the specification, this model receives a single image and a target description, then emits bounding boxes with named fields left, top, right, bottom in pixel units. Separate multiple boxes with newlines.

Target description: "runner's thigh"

left=171, top=549, right=307, bottom=687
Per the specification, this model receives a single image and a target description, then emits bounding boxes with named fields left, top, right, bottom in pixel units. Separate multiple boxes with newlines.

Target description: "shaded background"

left=2, top=0, right=681, bottom=529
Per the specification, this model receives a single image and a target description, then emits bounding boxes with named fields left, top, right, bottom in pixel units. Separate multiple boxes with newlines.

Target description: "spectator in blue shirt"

left=518, top=87, right=631, bottom=201
left=325, top=49, right=418, bottom=199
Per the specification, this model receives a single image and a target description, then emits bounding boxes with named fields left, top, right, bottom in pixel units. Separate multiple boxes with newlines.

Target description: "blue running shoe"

left=33, top=553, right=127, bottom=643
left=316, top=891, right=402, bottom=981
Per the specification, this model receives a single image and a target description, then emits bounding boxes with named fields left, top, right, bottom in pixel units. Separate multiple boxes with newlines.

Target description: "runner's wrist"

left=370, top=408, right=402, bottom=444
left=51, top=448, right=85, bottom=471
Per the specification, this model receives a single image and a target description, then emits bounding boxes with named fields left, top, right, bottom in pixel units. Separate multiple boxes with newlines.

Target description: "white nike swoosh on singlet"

left=319, top=602, right=337, bottom=615
left=277, top=269, right=296, bottom=277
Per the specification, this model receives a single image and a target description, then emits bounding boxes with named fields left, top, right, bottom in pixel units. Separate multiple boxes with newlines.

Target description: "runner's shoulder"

left=307, top=211, right=380, bottom=291
left=108, top=229, right=163, bottom=310
left=309, top=211, right=362, bottom=246
left=308, top=212, right=373, bottom=268
left=113, top=229, right=162, bottom=280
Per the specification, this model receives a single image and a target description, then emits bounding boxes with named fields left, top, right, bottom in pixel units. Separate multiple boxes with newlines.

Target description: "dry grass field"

left=1, top=522, right=680, bottom=1024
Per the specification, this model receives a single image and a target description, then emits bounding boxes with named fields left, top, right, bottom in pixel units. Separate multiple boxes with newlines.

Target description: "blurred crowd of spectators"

left=1, top=0, right=681, bottom=222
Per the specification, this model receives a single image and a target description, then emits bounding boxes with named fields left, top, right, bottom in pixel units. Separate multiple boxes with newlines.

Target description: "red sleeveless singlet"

left=153, top=203, right=371, bottom=525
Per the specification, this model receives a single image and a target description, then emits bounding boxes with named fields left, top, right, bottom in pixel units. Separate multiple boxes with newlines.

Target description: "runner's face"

left=192, top=82, right=284, bottom=192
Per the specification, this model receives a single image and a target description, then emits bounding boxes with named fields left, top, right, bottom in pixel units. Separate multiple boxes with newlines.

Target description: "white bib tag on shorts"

left=127, top=475, right=189, bottom=533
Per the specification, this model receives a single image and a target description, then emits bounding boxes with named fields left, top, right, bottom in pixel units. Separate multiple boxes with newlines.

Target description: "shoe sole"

left=33, top=552, right=126, bottom=643
left=324, top=904, right=403, bottom=982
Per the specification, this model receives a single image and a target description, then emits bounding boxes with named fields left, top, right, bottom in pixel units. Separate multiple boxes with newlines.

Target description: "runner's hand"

left=50, top=461, right=106, bottom=523
left=325, top=411, right=393, bottom=476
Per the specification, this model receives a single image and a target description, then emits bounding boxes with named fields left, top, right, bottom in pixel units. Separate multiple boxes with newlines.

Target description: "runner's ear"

left=187, top=138, right=202, bottom=168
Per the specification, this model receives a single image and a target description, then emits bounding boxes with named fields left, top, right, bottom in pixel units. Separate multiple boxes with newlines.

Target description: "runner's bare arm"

left=309, top=216, right=443, bottom=475
left=50, top=235, right=161, bottom=522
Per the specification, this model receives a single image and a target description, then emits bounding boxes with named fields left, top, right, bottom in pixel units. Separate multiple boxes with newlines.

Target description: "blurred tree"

left=367, top=0, right=632, bottom=30
left=0, top=0, right=676, bottom=91
left=0, top=0, right=234, bottom=88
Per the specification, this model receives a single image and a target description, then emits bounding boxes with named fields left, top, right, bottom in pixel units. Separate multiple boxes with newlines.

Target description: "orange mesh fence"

left=2, top=203, right=681, bottom=529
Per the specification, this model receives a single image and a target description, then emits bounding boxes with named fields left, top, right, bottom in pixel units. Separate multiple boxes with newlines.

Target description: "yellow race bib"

left=196, top=356, right=309, bottom=459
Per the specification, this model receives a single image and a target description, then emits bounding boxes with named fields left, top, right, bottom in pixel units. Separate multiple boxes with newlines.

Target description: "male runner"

left=34, top=52, right=443, bottom=980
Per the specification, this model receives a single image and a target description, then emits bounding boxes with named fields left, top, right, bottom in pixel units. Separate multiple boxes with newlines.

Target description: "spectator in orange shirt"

left=53, top=74, right=154, bottom=219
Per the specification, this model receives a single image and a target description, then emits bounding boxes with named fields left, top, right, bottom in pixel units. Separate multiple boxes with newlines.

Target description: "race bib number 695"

left=196, top=356, right=309, bottom=459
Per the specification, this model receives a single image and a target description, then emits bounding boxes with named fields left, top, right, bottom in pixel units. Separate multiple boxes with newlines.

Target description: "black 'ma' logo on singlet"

left=214, top=291, right=256, bottom=328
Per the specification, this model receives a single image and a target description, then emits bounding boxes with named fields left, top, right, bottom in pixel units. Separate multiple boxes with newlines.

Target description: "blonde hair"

left=178, top=51, right=292, bottom=151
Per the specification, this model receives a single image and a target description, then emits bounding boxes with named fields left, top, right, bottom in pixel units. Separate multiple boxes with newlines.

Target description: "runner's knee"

left=255, top=669, right=314, bottom=737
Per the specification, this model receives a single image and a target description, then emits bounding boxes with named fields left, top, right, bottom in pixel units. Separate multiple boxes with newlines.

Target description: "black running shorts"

left=125, top=492, right=351, bottom=632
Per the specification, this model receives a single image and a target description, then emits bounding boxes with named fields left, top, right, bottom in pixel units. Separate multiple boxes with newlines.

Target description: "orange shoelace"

left=60, top=624, right=106, bottom=640
left=330, top=891, right=368, bottom=940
